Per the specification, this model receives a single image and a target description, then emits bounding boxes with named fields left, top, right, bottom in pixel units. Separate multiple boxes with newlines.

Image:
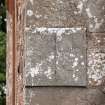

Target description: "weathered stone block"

left=25, top=28, right=87, bottom=86
left=56, top=28, right=87, bottom=86
left=26, top=0, right=87, bottom=27
left=25, top=28, right=56, bottom=86
left=25, top=87, right=105, bottom=105
left=87, top=33, right=105, bottom=86
left=86, top=0, right=105, bottom=32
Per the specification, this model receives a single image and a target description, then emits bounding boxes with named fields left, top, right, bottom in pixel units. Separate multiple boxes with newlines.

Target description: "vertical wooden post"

left=7, top=0, right=25, bottom=105
left=7, top=0, right=16, bottom=105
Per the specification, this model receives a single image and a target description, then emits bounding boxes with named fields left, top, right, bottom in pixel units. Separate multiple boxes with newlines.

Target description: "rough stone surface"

left=26, top=0, right=105, bottom=32
left=7, top=0, right=105, bottom=105
left=86, top=0, right=105, bottom=32
left=25, top=28, right=56, bottom=86
left=55, top=28, right=87, bottom=86
left=87, top=33, right=105, bottom=86
left=26, top=0, right=87, bottom=27
left=25, top=87, right=105, bottom=105
left=25, top=28, right=87, bottom=86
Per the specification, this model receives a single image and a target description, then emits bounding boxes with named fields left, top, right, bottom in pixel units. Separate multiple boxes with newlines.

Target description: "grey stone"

left=25, top=28, right=56, bottom=86
left=25, top=87, right=105, bottom=105
left=56, top=28, right=87, bottom=86
left=87, top=33, right=105, bottom=86
left=26, top=0, right=87, bottom=27
left=86, top=0, right=105, bottom=32
left=25, top=28, right=87, bottom=86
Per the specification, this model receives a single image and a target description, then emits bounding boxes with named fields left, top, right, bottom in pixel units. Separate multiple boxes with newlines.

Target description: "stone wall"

left=7, top=0, right=105, bottom=105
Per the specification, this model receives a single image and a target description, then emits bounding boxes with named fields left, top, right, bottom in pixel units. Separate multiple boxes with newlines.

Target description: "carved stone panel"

left=25, top=28, right=87, bottom=86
